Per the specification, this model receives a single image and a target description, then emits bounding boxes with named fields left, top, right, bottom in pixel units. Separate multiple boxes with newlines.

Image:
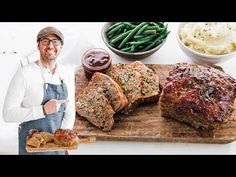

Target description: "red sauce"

left=82, top=48, right=111, bottom=79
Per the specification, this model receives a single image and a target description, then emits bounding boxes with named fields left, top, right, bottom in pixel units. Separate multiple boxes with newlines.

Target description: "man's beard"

left=47, top=56, right=57, bottom=60
left=44, top=49, right=58, bottom=60
left=41, top=53, right=57, bottom=62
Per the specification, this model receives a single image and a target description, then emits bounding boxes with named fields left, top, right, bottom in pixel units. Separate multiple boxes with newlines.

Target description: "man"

left=3, top=26, right=75, bottom=155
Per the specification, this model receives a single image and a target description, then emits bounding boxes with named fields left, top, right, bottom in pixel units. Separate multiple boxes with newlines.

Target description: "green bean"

left=106, top=22, right=122, bottom=33
left=136, top=24, right=149, bottom=35
left=138, top=45, right=145, bottom=49
left=115, top=27, right=124, bottom=37
left=109, top=42, right=117, bottom=48
left=121, top=46, right=132, bottom=52
left=142, top=30, right=157, bottom=35
left=123, top=22, right=136, bottom=28
left=156, top=22, right=164, bottom=27
left=154, top=38, right=164, bottom=47
left=109, top=26, right=127, bottom=40
left=110, top=30, right=132, bottom=44
left=131, top=45, right=136, bottom=52
left=140, top=31, right=170, bottom=51
left=157, top=27, right=165, bottom=33
left=159, top=24, right=168, bottom=34
left=146, top=26, right=160, bottom=30
left=129, top=34, right=156, bottom=45
left=150, top=22, right=158, bottom=26
left=108, top=31, right=120, bottom=40
left=119, top=22, right=148, bottom=49
left=136, top=34, right=157, bottom=42
left=129, top=38, right=150, bottom=45
left=109, top=33, right=120, bottom=41
left=139, top=40, right=157, bottom=52
left=110, top=28, right=128, bottom=40
left=158, top=30, right=170, bottom=42
left=108, top=33, right=116, bottom=40
left=107, top=23, right=125, bottom=36
left=133, top=35, right=145, bottom=40
left=144, top=41, right=153, bottom=45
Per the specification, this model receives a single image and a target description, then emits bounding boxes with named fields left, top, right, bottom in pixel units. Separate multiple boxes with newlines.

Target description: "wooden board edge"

left=26, top=144, right=78, bottom=153
left=26, top=137, right=96, bottom=153
left=78, top=134, right=236, bottom=144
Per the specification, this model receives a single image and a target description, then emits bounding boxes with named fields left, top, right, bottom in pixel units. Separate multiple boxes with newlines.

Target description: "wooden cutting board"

left=26, top=137, right=96, bottom=152
left=74, top=64, right=236, bottom=144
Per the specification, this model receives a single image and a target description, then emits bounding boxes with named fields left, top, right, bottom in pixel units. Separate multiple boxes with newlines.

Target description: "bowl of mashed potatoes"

left=176, top=22, right=236, bottom=64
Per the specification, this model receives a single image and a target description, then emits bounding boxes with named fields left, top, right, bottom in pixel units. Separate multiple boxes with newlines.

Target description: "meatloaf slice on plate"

left=160, top=63, right=236, bottom=131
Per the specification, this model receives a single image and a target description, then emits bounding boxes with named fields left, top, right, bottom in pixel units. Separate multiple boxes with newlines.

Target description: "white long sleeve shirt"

left=2, top=62, right=75, bottom=129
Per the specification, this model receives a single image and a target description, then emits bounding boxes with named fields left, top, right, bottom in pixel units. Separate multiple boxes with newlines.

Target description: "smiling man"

left=3, top=26, right=75, bottom=155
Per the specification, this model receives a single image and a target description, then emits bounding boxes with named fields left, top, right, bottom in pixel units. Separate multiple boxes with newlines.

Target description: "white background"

left=0, top=22, right=236, bottom=154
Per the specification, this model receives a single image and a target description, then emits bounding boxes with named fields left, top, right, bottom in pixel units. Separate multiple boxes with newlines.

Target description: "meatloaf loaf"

left=160, top=63, right=236, bottom=130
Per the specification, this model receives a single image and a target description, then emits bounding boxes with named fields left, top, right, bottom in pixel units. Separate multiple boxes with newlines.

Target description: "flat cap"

left=37, top=26, right=64, bottom=45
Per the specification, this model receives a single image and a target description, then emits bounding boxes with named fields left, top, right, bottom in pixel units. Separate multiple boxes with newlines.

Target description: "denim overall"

left=18, top=65, right=68, bottom=155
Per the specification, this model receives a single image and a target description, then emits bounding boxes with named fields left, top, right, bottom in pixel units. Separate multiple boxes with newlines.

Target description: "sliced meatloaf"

left=129, top=61, right=160, bottom=102
left=107, top=62, right=160, bottom=114
left=76, top=85, right=115, bottom=131
left=160, top=63, right=236, bottom=131
left=88, top=72, right=128, bottom=112
left=107, top=63, right=144, bottom=114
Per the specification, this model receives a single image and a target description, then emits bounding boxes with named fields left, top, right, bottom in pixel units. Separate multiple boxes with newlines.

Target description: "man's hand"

left=43, top=99, right=69, bottom=115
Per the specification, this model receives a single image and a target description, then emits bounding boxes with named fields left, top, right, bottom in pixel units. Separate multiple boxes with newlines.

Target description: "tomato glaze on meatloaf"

left=160, top=63, right=236, bottom=130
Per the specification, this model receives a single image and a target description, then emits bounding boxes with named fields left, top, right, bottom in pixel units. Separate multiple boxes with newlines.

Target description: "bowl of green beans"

left=101, top=22, right=170, bottom=59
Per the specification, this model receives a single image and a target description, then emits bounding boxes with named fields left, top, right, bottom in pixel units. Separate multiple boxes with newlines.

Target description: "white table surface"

left=0, top=22, right=236, bottom=154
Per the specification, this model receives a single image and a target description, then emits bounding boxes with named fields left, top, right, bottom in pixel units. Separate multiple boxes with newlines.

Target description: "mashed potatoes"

left=180, top=22, right=236, bottom=55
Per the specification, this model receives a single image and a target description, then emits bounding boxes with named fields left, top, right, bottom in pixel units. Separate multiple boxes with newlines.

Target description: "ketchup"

left=82, top=48, right=111, bottom=79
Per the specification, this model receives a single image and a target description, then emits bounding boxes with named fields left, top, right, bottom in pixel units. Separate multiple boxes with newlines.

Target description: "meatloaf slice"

left=88, top=72, right=128, bottom=112
left=107, top=63, right=144, bottom=114
left=76, top=85, right=115, bottom=131
left=129, top=61, right=160, bottom=102
left=160, top=63, right=236, bottom=131
left=107, top=62, right=160, bottom=114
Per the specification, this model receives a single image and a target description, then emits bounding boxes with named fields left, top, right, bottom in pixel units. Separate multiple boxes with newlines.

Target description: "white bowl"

left=176, top=22, right=236, bottom=65
left=101, top=22, right=168, bottom=60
